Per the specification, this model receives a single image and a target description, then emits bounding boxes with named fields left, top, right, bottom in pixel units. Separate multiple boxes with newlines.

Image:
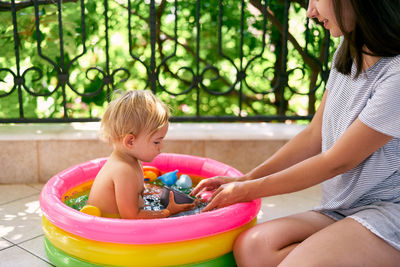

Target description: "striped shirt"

left=316, top=47, right=400, bottom=250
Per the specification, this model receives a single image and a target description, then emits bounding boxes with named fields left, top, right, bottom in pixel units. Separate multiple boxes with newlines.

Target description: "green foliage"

left=0, top=0, right=339, bottom=122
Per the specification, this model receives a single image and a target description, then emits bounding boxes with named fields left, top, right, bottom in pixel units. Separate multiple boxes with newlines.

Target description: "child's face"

left=131, top=124, right=169, bottom=162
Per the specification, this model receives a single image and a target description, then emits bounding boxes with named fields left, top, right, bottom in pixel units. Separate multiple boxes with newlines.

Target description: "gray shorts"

left=315, top=201, right=400, bottom=251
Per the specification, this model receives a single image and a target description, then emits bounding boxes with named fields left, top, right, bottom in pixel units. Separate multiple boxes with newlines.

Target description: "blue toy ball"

left=157, top=170, right=178, bottom=186
left=175, top=174, right=193, bottom=189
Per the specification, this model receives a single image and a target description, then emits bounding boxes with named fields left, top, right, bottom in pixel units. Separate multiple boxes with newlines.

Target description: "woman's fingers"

left=190, top=180, right=206, bottom=196
left=201, top=182, right=247, bottom=212
left=201, top=187, right=226, bottom=212
left=190, top=180, right=214, bottom=196
left=202, top=196, right=227, bottom=212
left=190, top=176, right=236, bottom=197
left=193, top=187, right=206, bottom=198
left=201, top=199, right=216, bottom=212
left=207, top=186, right=223, bottom=202
left=190, top=186, right=204, bottom=197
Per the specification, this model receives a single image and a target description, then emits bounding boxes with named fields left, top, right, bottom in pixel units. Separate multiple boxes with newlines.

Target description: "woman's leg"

left=233, top=211, right=335, bottom=267
left=279, top=217, right=400, bottom=267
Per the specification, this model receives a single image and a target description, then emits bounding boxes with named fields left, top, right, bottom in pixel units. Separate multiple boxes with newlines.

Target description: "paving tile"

left=28, top=184, right=46, bottom=191
left=0, top=245, right=52, bottom=267
left=19, top=235, right=51, bottom=264
left=0, top=238, right=13, bottom=250
left=288, top=184, right=322, bottom=203
left=0, top=185, right=40, bottom=205
left=0, top=195, right=43, bottom=244
left=257, top=187, right=322, bottom=223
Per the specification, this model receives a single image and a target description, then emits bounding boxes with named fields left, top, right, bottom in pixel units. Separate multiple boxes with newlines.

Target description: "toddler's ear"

left=123, top=134, right=136, bottom=149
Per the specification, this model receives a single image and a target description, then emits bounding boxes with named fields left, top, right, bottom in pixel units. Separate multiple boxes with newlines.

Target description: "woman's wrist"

left=239, top=173, right=253, bottom=181
left=243, top=178, right=266, bottom=200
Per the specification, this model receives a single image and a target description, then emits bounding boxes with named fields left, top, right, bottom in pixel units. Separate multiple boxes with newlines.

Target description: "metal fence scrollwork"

left=0, top=0, right=335, bottom=123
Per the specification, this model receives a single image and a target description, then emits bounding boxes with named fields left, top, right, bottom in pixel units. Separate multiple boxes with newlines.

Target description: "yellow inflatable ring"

left=42, top=216, right=255, bottom=267
left=44, top=237, right=236, bottom=267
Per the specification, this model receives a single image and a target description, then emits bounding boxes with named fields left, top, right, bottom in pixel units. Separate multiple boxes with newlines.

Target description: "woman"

left=191, top=0, right=400, bottom=266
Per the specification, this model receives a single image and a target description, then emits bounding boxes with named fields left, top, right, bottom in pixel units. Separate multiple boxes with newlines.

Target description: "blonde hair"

left=100, top=90, right=170, bottom=143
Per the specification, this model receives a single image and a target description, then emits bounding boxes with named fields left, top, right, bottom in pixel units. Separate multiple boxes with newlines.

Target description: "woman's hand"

left=166, top=191, right=195, bottom=215
left=201, top=181, right=251, bottom=212
left=190, top=175, right=241, bottom=198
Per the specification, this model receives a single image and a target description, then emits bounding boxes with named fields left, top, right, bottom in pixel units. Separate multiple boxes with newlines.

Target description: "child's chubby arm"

left=113, top=168, right=195, bottom=219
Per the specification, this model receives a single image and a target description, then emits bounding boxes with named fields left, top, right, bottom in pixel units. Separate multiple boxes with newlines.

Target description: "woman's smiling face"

left=307, top=0, right=354, bottom=38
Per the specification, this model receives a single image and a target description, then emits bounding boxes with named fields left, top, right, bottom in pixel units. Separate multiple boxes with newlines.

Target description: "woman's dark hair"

left=332, top=0, right=400, bottom=77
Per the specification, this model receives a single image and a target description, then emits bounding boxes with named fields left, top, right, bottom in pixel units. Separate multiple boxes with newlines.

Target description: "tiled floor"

left=0, top=183, right=321, bottom=267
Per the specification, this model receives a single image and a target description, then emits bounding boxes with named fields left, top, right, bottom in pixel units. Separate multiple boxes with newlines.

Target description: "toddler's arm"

left=129, top=191, right=195, bottom=219
left=114, top=170, right=194, bottom=219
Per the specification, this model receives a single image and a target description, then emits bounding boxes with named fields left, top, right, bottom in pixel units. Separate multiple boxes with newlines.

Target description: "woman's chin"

left=330, top=29, right=343, bottom=38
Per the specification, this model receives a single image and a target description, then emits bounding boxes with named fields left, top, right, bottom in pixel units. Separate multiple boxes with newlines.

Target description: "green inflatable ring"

left=44, top=237, right=236, bottom=267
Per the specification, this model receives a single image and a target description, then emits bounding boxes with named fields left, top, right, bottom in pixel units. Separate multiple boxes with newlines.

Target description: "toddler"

left=87, top=90, right=194, bottom=219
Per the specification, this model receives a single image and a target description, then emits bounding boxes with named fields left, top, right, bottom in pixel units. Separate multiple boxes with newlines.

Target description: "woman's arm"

left=191, top=91, right=328, bottom=197
left=203, top=118, right=392, bottom=211
left=248, top=118, right=393, bottom=197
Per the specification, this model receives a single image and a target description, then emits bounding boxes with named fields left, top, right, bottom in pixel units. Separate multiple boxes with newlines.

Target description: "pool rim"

left=40, top=153, right=261, bottom=244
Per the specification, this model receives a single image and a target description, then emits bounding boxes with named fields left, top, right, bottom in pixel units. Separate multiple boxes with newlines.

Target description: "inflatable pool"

left=40, top=153, right=261, bottom=266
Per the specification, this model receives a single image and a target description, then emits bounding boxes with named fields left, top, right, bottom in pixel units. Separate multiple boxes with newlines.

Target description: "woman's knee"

left=233, top=212, right=334, bottom=266
left=234, top=227, right=262, bottom=256
left=233, top=225, right=277, bottom=267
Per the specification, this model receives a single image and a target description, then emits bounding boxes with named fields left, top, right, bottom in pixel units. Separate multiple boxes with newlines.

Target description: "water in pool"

left=64, top=182, right=206, bottom=217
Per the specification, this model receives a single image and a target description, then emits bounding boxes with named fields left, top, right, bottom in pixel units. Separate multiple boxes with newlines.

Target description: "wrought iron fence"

left=0, top=0, right=334, bottom=123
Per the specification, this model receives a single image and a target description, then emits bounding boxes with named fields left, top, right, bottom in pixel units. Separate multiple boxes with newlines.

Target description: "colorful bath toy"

left=144, top=170, right=158, bottom=182
left=157, top=169, right=178, bottom=186
left=175, top=174, right=193, bottom=189
left=160, top=186, right=195, bottom=206
left=40, top=153, right=261, bottom=267
left=143, top=166, right=161, bottom=182
left=79, top=205, right=101, bottom=217
left=143, top=166, right=161, bottom=175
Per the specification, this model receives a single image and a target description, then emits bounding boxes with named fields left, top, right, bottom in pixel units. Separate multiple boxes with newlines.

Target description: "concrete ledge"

left=0, top=123, right=306, bottom=183
left=0, top=122, right=305, bottom=141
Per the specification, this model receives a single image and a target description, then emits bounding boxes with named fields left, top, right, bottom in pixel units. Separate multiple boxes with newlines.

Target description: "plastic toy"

left=143, top=170, right=158, bottom=182
left=157, top=169, right=178, bottom=186
left=175, top=174, right=193, bottom=189
left=160, top=186, right=194, bottom=206
left=143, top=166, right=161, bottom=182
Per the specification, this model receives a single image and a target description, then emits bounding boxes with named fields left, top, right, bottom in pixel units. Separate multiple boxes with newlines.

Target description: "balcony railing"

left=0, top=0, right=335, bottom=123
